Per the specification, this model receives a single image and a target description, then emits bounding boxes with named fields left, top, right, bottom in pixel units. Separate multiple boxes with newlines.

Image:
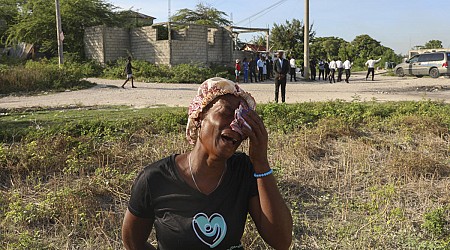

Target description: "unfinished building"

left=84, top=22, right=265, bottom=66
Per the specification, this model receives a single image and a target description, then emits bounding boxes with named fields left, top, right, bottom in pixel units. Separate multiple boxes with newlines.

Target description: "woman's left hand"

left=241, top=110, right=269, bottom=169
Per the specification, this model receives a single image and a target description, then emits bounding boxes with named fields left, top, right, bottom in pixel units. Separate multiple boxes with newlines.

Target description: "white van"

left=394, top=51, right=450, bottom=78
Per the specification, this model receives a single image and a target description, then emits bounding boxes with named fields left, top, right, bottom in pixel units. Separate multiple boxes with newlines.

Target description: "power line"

left=235, top=0, right=289, bottom=25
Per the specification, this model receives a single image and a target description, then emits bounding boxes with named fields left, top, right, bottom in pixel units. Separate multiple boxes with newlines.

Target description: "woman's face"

left=198, top=94, right=243, bottom=160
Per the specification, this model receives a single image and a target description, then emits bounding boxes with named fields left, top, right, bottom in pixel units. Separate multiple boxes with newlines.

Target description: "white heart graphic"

left=192, top=212, right=227, bottom=248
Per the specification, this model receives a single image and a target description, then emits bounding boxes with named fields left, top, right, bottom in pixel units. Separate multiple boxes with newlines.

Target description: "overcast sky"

left=108, top=0, right=450, bottom=56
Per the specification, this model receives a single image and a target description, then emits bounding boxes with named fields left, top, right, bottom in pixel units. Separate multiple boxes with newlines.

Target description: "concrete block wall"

left=153, top=41, right=170, bottom=65
left=84, top=26, right=105, bottom=63
left=171, top=25, right=208, bottom=65
left=130, top=26, right=156, bottom=61
left=103, top=27, right=130, bottom=62
left=84, top=24, right=235, bottom=66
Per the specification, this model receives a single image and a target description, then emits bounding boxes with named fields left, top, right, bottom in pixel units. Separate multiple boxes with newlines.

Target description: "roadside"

left=0, top=72, right=449, bottom=109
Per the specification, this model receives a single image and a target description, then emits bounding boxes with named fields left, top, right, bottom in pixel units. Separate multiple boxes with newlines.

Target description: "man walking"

left=343, top=59, right=352, bottom=83
left=273, top=50, right=290, bottom=103
left=365, top=57, right=381, bottom=81
left=121, top=56, right=137, bottom=88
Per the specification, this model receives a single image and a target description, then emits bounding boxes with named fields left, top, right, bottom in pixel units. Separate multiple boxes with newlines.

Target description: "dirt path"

left=1, top=72, right=449, bottom=109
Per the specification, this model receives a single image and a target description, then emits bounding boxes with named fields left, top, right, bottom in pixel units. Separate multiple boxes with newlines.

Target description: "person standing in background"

left=324, top=61, right=330, bottom=81
left=257, top=56, right=264, bottom=82
left=242, top=58, right=249, bottom=83
left=235, top=59, right=241, bottom=83
left=343, top=59, right=352, bottom=83
left=289, top=56, right=297, bottom=82
left=262, top=57, right=268, bottom=81
left=318, top=59, right=325, bottom=80
left=328, top=59, right=337, bottom=83
left=267, top=56, right=274, bottom=80
left=365, top=58, right=381, bottom=81
left=273, top=50, right=290, bottom=103
left=249, top=57, right=258, bottom=83
left=310, top=58, right=317, bottom=80
left=336, top=58, right=343, bottom=82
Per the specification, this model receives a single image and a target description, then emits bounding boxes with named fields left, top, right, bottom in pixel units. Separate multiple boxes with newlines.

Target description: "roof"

left=241, top=44, right=266, bottom=52
left=119, top=10, right=156, bottom=20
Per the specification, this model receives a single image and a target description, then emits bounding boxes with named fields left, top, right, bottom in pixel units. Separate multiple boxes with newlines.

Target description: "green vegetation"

left=103, top=58, right=233, bottom=83
left=1, top=100, right=450, bottom=249
left=0, top=58, right=233, bottom=95
left=0, top=59, right=100, bottom=95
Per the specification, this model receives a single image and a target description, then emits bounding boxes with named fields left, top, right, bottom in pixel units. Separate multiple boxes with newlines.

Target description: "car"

left=394, top=51, right=450, bottom=78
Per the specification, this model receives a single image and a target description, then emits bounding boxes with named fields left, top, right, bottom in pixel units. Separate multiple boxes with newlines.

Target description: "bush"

left=101, top=58, right=234, bottom=83
left=0, top=60, right=96, bottom=95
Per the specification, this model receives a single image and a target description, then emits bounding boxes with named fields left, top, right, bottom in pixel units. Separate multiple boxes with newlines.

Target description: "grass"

left=1, top=101, right=450, bottom=249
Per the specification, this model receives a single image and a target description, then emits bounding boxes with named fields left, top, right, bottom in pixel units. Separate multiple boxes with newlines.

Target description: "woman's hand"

left=241, top=110, right=269, bottom=170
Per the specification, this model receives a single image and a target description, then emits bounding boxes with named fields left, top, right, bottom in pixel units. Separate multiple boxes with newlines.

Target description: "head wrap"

left=186, top=77, right=256, bottom=144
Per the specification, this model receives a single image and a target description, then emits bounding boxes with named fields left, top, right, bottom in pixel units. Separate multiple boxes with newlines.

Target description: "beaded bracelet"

left=253, top=168, right=273, bottom=178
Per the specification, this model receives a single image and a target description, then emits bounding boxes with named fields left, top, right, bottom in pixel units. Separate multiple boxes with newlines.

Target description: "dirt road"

left=1, top=72, right=449, bottom=109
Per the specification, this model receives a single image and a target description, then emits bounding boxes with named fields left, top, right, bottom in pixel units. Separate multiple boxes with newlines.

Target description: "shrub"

left=0, top=60, right=96, bottom=95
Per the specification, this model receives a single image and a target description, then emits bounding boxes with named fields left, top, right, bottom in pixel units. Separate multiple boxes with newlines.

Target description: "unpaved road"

left=1, top=72, right=449, bottom=109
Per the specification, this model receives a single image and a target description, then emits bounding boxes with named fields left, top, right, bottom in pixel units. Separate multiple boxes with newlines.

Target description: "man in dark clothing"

left=249, top=57, right=258, bottom=83
left=324, top=61, right=330, bottom=81
left=310, top=59, right=317, bottom=80
left=318, top=60, right=325, bottom=80
left=273, top=51, right=290, bottom=103
left=267, top=56, right=274, bottom=80
left=121, top=56, right=137, bottom=88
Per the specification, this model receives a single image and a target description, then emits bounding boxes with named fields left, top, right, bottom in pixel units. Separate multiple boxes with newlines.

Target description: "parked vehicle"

left=394, top=51, right=449, bottom=78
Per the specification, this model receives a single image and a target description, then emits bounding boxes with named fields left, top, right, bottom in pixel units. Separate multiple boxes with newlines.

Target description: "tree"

left=423, top=40, right=443, bottom=49
left=5, top=0, right=120, bottom=59
left=348, top=34, right=402, bottom=69
left=171, top=3, right=231, bottom=27
left=309, top=37, right=348, bottom=61
left=270, top=18, right=315, bottom=59
left=0, top=0, right=18, bottom=45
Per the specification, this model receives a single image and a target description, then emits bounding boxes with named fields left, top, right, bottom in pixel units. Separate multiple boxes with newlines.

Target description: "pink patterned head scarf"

left=186, top=77, right=256, bottom=144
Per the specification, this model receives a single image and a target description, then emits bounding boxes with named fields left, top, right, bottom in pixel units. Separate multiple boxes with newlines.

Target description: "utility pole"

left=55, top=0, right=63, bottom=66
left=303, top=0, right=310, bottom=79
left=168, top=0, right=172, bottom=66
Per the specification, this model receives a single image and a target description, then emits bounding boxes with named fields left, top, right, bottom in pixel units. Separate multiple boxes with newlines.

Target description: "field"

left=1, top=101, right=450, bottom=249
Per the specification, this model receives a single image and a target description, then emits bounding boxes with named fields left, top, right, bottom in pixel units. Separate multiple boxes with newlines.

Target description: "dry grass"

left=1, top=104, right=450, bottom=249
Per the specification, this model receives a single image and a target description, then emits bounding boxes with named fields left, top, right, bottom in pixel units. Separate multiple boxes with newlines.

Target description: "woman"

left=122, top=77, right=293, bottom=250
left=235, top=59, right=241, bottom=83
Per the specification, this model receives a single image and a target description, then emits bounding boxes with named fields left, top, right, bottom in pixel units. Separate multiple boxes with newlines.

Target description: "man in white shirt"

left=343, top=59, right=352, bottom=83
left=257, top=56, right=265, bottom=81
left=365, top=58, right=381, bottom=81
left=289, top=57, right=297, bottom=82
left=328, top=59, right=337, bottom=83
left=335, top=58, right=343, bottom=82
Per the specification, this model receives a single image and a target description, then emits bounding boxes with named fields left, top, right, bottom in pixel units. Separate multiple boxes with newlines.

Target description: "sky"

left=108, top=0, right=450, bottom=56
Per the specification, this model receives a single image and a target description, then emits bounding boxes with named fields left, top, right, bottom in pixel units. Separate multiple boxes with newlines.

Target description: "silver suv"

left=395, top=51, right=449, bottom=78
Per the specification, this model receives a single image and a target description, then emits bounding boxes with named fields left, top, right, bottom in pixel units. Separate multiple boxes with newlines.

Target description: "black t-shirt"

left=128, top=152, right=258, bottom=250
left=125, top=62, right=132, bottom=74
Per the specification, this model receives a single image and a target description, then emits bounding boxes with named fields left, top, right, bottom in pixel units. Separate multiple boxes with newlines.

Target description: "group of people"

left=235, top=55, right=276, bottom=83
left=311, top=58, right=353, bottom=83
left=311, top=57, right=382, bottom=83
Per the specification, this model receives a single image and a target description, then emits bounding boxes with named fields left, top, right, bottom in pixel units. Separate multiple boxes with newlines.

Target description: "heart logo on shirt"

left=192, top=212, right=227, bottom=248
